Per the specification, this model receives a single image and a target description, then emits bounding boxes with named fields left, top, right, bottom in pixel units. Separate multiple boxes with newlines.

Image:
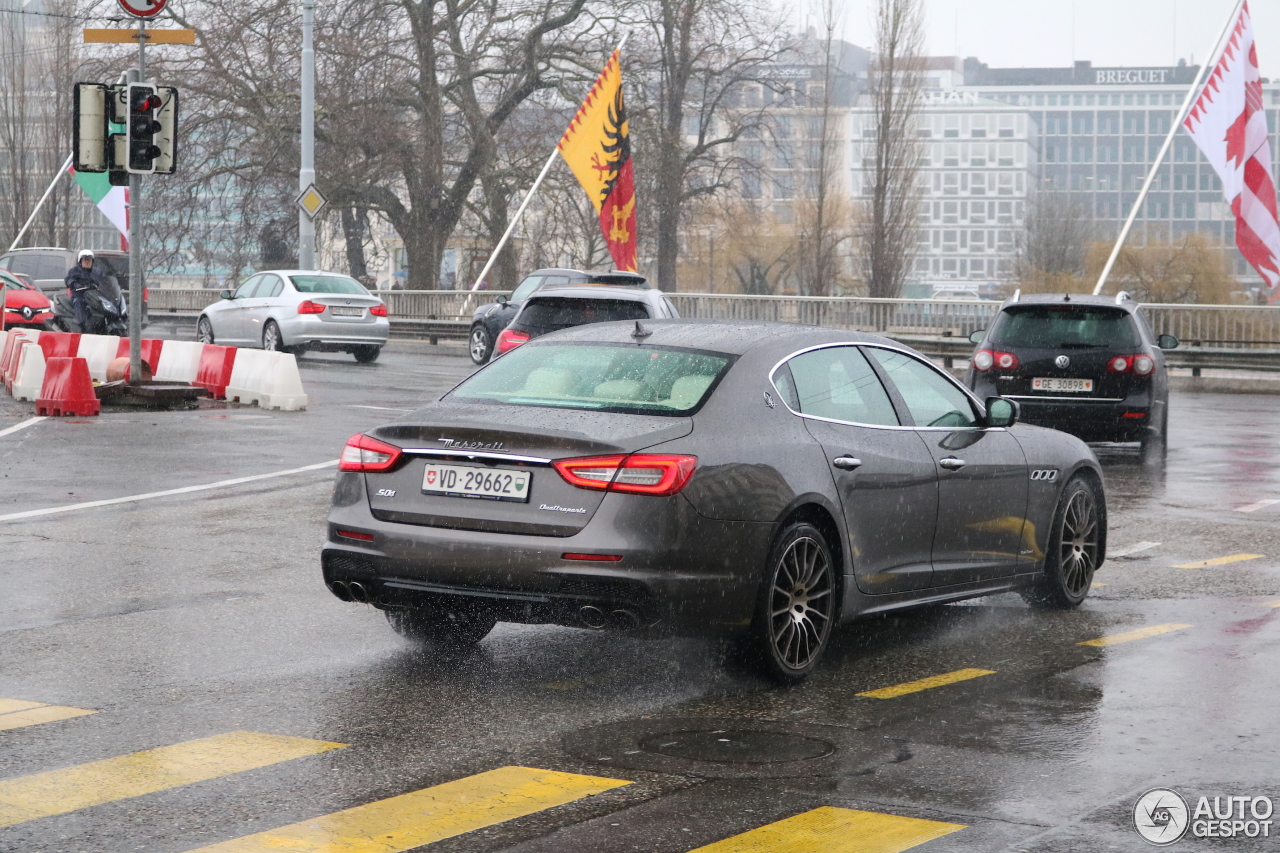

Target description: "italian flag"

left=69, top=166, right=129, bottom=249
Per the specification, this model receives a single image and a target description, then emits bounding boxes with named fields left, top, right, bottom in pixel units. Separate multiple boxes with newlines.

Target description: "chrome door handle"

left=938, top=457, right=966, bottom=470
left=832, top=456, right=863, bottom=470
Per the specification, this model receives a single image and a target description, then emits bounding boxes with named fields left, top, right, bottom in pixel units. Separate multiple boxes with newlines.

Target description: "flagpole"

left=1092, top=0, right=1243, bottom=295
left=7, top=153, right=74, bottom=253
left=460, top=34, right=629, bottom=314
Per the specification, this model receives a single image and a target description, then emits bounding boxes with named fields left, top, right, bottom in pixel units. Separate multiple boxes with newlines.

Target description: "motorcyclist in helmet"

left=65, top=250, right=105, bottom=330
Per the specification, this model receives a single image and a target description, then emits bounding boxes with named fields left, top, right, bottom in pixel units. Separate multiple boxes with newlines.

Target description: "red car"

left=1, top=269, right=54, bottom=330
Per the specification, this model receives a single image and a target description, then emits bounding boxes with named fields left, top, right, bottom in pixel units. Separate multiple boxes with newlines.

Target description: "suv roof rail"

left=1010, top=288, right=1021, bottom=302
left=1115, top=290, right=1131, bottom=304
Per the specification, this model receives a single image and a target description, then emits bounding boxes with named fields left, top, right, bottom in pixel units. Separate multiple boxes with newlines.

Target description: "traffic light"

left=125, top=82, right=163, bottom=174
left=73, top=83, right=109, bottom=173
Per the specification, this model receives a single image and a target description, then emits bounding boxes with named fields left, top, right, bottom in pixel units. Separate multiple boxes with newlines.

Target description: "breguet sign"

left=1093, top=68, right=1174, bottom=84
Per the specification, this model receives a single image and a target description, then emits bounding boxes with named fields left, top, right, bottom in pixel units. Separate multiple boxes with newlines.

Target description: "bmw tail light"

left=1133, top=354, right=1155, bottom=375
left=339, top=433, right=403, bottom=472
left=298, top=300, right=326, bottom=315
left=972, top=349, right=1017, bottom=371
left=496, top=329, right=530, bottom=354
left=369, top=304, right=388, bottom=317
left=554, top=453, right=698, bottom=496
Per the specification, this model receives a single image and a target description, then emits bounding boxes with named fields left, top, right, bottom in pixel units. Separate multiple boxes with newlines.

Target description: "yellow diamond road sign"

left=296, top=184, right=328, bottom=220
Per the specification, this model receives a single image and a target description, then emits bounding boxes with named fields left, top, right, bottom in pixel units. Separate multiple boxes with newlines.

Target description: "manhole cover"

left=640, top=729, right=833, bottom=764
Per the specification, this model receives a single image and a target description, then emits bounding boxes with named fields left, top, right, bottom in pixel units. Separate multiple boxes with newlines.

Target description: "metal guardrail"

left=143, top=289, right=1280, bottom=371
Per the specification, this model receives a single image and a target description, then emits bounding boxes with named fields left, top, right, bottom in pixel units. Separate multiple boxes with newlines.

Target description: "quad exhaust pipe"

left=578, top=605, right=642, bottom=631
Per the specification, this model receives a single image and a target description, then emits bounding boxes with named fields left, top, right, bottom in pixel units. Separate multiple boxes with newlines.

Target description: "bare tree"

left=629, top=0, right=791, bottom=290
left=1018, top=191, right=1093, bottom=278
left=858, top=0, right=925, bottom=298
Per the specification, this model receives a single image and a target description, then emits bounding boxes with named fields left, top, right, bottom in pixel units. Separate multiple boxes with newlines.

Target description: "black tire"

left=468, top=324, right=494, bottom=365
left=197, top=317, right=215, bottom=344
left=262, top=320, right=284, bottom=352
left=385, top=605, right=496, bottom=651
left=1022, top=475, right=1103, bottom=609
left=741, top=522, right=837, bottom=684
left=353, top=345, right=381, bottom=364
left=1139, top=406, right=1168, bottom=462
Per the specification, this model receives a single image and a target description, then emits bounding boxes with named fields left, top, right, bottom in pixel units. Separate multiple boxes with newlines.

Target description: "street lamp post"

left=298, top=0, right=316, bottom=270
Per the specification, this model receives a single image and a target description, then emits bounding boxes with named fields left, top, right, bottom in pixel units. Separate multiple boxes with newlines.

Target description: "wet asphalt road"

left=1, top=345, right=1278, bottom=852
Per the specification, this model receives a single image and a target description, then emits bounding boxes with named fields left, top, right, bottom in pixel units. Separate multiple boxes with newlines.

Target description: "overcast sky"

left=811, top=0, right=1280, bottom=79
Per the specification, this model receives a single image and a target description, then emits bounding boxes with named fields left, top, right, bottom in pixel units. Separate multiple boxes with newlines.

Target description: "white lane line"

left=0, top=460, right=339, bottom=523
left=1236, top=499, right=1280, bottom=513
left=349, top=405, right=413, bottom=412
left=0, top=417, right=47, bottom=439
left=1109, top=541, right=1160, bottom=558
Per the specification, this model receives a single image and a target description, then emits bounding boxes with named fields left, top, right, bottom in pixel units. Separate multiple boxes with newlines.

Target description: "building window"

left=1072, top=113, right=1095, bottom=134
left=773, top=172, right=793, bottom=200
left=1072, top=144, right=1093, bottom=163
left=970, top=230, right=985, bottom=251
left=1098, top=113, right=1119, bottom=134
left=971, top=173, right=987, bottom=195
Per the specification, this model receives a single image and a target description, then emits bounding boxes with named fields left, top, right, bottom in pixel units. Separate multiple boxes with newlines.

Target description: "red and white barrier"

left=1, top=329, right=37, bottom=384
left=10, top=342, right=46, bottom=402
left=75, top=335, right=121, bottom=382
left=194, top=344, right=237, bottom=399
left=116, top=337, right=164, bottom=373
left=225, top=350, right=307, bottom=411
left=36, top=357, right=100, bottom=417
left=38, top=331, right=80, bottom=361
left=154, top=340, right=204, bottom=383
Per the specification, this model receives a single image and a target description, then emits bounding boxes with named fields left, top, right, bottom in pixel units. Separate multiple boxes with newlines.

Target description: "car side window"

left=258, top=275, right=284, bottom=298
left=233, top=275, right=262, bottom=298
left=865, top=348, right=979, bottom=429
left=509, top=275, right=544, bottom=302
left=541, top=275, right=571, bottom=286
left=780, top=346, right=900, bottom=426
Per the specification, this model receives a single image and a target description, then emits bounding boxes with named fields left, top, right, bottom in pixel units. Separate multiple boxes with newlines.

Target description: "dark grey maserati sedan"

left=323, top=321, right=1106, bottom=683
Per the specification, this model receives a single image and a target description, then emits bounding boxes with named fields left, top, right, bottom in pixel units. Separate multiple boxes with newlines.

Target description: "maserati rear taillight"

left=496, top=329, right=530, bottom=354
left=554, top=453, right=698, bottom=496
left=338, top=433, right=403, bottom=472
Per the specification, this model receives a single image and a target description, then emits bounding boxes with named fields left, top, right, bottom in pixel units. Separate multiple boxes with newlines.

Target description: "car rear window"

left=517, top=297, right=649, bottom=333
left=990, top=306, right=1140, bottom=349
left=451, top=343, right=731, bottom=416
left=289, top=274, right=368, bottom=294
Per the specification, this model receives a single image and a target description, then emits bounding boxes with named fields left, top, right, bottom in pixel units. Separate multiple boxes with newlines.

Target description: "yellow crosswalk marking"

left=0, top=731, right=344, bottom=828
left=185, top=765, right=629, bottom=853
left=689, top=806, right=965, bottom=853
left=858, top=668, right=995, bottom=700
left=1173, top=554, right=1264, bottom=569
left=1079, top=623, right=1192, bottom=647
left=0, top=696, right=95, bottom=732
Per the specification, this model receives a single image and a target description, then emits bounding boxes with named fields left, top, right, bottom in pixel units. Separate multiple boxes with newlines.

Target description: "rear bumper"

left=322, top=473, right=771, bottom=635
left=1004, top=396, right=1155, bottom=441
left=281, top=316, right=389, bottom=347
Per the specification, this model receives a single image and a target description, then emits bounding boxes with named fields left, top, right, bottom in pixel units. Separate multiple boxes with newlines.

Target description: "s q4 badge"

left=1030, top=469, right=1059, bottom=482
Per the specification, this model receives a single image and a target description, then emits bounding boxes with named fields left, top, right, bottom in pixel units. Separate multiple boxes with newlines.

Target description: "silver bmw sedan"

left=198, top=270, right=390, bottom=363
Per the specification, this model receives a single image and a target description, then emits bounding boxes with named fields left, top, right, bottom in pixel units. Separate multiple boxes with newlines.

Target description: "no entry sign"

left=116, top=0, right=167, bottom=18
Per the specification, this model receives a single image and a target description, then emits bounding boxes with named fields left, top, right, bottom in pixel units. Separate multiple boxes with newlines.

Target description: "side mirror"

left=496, top=294, right=509, bottom=305
left=1157, top=333, right=1179, bottom=349
left=968, top=329, right=986, bottom=344
left=986, top=396, right=1019, bottom=428
left=220, top=289, right=233, bottom=300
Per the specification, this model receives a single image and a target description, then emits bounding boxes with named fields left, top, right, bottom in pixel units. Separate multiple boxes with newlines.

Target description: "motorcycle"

left=52, top=275, right=129, bottom=336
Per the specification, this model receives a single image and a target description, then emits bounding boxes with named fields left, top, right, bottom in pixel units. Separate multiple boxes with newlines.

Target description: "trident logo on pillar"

left=116, top=0, right=167, bottom=17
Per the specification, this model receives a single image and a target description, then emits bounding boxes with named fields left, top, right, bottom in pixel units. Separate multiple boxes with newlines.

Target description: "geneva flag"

left=1183, top=1, right=1280, bottom=292
left=557, top=49, right=638, bottom=272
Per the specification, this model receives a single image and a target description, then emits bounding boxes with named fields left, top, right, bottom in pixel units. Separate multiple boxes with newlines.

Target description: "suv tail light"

left=1108, top=354, right=1156, bottom=375
left=554, top=453, right=698, bottom=496
left=339, top=433, right=403, bottom=472
left=369, top=304, right=388, bottom=317
left=298, top=300, right=326, bottom=315
left=496, top=329, right=530, bottom=354
left=972, top=349, right=1018, bottom=371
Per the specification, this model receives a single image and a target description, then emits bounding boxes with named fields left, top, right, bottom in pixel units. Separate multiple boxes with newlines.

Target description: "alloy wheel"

left=263, top=323, right=281, bottom=351
left=768, top=535, right=834, bottom=672
left=1058, top=489, right=1099, bottom=595
left=198, top=318, right=213, bottom=344
left=469, top=327, right=490, bottom=363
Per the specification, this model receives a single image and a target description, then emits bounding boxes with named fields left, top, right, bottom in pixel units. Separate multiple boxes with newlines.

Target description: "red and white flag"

left=1183, top=1, right=1280, bottom=292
